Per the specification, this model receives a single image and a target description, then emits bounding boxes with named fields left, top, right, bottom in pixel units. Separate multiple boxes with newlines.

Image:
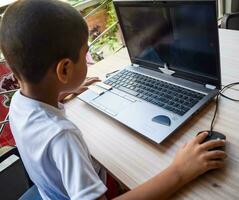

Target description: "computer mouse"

left=197, top=130, right=226, bottom=151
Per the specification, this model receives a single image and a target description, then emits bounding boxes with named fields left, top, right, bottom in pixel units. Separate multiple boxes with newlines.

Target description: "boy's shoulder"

left=9, top=90, right=80, bottom=143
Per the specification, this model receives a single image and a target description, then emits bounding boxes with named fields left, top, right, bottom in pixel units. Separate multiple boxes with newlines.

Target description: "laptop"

left=79, top=0, right=221, bottom=144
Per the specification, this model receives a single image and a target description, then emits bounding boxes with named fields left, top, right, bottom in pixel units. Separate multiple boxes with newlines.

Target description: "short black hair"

left=0, top=0, right=88, bottom=84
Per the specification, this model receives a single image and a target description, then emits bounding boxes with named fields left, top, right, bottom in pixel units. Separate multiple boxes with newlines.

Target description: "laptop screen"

left=114, top=0, right=221, bottom=88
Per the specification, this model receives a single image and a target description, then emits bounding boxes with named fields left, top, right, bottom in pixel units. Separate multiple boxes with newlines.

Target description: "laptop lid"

left=114, top=0, right=221, bottom=89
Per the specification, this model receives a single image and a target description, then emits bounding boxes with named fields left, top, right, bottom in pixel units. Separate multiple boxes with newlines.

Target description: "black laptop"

left=79, top=0, right=221, bottom=144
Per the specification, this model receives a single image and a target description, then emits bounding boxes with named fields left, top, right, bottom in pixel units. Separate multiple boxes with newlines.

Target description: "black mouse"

left=197, top=130, right=226, bottom=151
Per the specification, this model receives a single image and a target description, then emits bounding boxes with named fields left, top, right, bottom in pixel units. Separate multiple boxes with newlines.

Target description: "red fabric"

left=106, top=174, right=129, bottom=199
left=0, top=62, right=18, bottom=147
left=106, top=174, right=120, bottom=199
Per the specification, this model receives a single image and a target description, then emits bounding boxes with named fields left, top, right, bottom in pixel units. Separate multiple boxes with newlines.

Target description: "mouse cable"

left=219, top=82, right=239, bottom=102
left=210, top=82, right=239, bottom=131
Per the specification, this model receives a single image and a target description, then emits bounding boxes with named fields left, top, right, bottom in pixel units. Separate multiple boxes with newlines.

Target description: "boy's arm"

left=97, top=166, right=181, bottom=200
left=51, top=131, right=107, bottom=200
left=98, top=132, right=226, bottom=200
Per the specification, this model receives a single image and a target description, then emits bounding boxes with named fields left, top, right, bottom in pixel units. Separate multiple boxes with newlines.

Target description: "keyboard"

left=104, top=70, right=205, bottom=116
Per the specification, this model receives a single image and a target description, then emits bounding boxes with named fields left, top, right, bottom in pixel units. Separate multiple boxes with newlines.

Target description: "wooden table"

left=65, top=29, right=239, bottom=199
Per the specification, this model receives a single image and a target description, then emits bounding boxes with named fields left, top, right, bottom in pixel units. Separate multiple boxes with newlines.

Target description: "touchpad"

left=91, top=92, right=134, bottom=115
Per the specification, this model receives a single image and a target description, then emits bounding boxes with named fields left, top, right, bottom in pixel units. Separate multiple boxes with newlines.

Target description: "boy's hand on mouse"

left=171, top=132, right=226, bottom=185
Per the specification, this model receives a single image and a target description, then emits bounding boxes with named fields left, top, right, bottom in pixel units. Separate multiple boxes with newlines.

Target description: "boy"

left=0, top=0, right=226, bottom=199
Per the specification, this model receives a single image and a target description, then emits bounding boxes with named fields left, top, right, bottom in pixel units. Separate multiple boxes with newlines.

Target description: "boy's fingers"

left=207, top=160, right=225, bottom=170
left=84, top=77, right=101, bottom=86
left=201, top=139, right=225, bottom=150
left=86, top=76, right=99, bottom=80
left=194, top=132, right=208, bottom=144
left=182, top=142, right=188, bottom=148
left=73, top=86, right=88, bottom=95
left=87, top=77, right=100, bottom=81
left=77, top=86, right=88, bottom=93
left=205, top=150, right=227, bottom=160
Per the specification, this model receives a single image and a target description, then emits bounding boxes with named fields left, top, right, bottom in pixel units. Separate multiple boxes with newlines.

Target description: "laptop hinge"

left=205, top=84, right=216, bottom=90
left=158, top=63, right=175, bottom=76
left=131, top=63, right=139, bottom=67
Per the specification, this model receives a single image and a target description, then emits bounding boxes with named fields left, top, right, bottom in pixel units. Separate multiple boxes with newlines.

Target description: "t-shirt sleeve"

left=50, top=130, right=107, bottom=200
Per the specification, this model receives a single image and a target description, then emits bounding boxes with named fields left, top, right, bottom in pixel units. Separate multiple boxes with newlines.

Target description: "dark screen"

left=116, top=1, right=220, bottom=80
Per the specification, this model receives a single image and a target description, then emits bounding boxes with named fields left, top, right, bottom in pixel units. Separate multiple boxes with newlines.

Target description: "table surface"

left=65, top=29, right=239, bottom=199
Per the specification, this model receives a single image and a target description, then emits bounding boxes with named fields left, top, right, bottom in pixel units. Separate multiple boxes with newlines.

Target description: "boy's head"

left=0, top=0, right=89, bottom=92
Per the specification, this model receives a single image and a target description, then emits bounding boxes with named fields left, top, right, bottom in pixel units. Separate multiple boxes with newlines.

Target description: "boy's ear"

left=56, top=58, right=74, bottom=84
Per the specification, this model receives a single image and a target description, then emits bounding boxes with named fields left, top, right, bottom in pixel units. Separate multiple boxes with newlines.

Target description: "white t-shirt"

left=9, top=91, right=107, bottom=200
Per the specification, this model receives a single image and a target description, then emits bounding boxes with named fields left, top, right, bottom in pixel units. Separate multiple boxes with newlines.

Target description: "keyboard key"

left=118, top=86, right=138, bottom=96
left=156, top=101, right=165, bottom=107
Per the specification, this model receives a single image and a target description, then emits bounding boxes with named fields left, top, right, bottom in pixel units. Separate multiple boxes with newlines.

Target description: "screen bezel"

left=113, top=0, right=221, bottom=89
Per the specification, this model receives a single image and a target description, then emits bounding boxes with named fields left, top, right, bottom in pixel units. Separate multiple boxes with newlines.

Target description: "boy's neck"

left=19, top=80, right=60, bottom=108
